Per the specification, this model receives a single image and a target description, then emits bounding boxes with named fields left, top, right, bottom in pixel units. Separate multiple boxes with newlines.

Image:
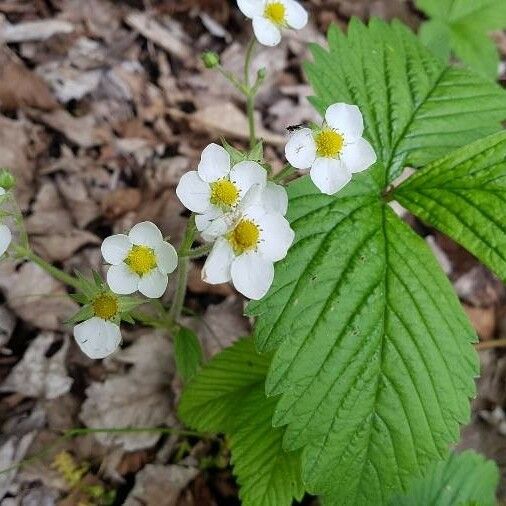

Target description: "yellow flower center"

left=125, top=245, right=157, bottom=276
left=315, top=129, right=344, bottom=158
left=228, top=219, right=260, bottom=254
left=210, top=179, right=240, bottom=208
left=264, top=1, right=286, bottom=25
left=92, top=293, right=119, bottom=320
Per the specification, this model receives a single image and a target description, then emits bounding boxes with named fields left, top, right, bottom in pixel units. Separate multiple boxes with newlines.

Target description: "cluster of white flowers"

left=0, top=188, right=11, bottom=257
left=72, top=2, right=378, bottom=359
left=177, top=143, right=294, bottom=300
left=73, top=221, right=178, bottom=359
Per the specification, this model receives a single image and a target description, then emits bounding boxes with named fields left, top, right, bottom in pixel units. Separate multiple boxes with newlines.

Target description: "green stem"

left=14, top=245, right=80, bottom=290
left=180, top=243, right=211, bottom=259
left=243, top=37, right=257, bottom=149
left=170, top=215, right=196, bottom=321
left=271, top=164, right=296, bottom=183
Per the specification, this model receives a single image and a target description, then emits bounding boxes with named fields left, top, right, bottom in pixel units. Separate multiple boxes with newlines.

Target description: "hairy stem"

left=244, top=37, right=257, bottom=149
left=169, top=215, right=196, bottom=322
left=14, top=245, right=80, bottom=290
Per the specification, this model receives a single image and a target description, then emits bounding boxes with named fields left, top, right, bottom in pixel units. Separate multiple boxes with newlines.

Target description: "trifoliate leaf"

left=179, top=338, right=305, bottom=506
left=395, top=131, right=506, bottom=282
left=247, top=166, right=478, bottom=504
left=174, top=327, right=203, bottom=383
left=305, top=18, right=506, bottom=181
left=416, top=0, right=506, bottom=79
left=387, top=450, right=499, bottom=506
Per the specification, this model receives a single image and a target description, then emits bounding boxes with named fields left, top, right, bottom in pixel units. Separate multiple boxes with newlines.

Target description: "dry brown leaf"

left=0, top=304, right=15, bottom=349
left=0, top=18, right=74, bottom=43
left=125, top=11, right=192, bottom=62
left=0, top=47, right=58, bottom=111
left=124, top=464, right=198, bottom=506
left=196, top=296, right=250, bottom=358
left=30, top=230, right=100, bottom=263
left=463, top=305, right=496, bottom=341
left=186, top=102, right=285, bottom=146
left=0, top=333, right=72, bottom=399
left=79, top=333, right=174, bottom=451
left=29, top=109, right=111, bottom=148
left=0, top=261, right=78, bottom=331
left=102, top=188, right=142, bottom=220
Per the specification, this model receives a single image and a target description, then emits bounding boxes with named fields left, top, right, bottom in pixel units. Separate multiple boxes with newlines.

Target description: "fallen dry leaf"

left=124, top=464, right=198, bottom=506
left=0, top=47, right=58, bottom=111
left=0, top=333, right=73, bottom=399
left=0, top=261, right=78, bottom=331
left=79, top=333, right=174, bottom=451
left=463, top=304, right=496, bottom=341
left=0, top=304, right=15, bottom=349
left=0, top=18, right=74, bottom=43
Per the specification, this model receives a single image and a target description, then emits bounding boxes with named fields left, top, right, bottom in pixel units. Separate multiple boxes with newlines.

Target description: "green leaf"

left=387, top=450, right=499, bottom=506
left=179, top=338, right=305, bottom=506
left=305, top=18, right=506, bottom=180
left=395, top=131, right=506, bottom=282
left=416, top=0, right=506, bottom=79
left=247, top=167, right=478, bottom=504
left=174, top=327, right=203, bottom=383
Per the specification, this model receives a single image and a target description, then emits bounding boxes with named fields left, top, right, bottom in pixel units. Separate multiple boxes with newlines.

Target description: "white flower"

left=176, top=143, right=268, bottom=238
left=101, top=221, right=178, bottom=298
left=73, top=292, right=122, bottom=359
left=285, top=103, right=377, bottom=195
left=202, top=199, right=294, bottom=300
left=0, top=188, right=11, bottom=257
left=238, top=0, right=308, bottom=46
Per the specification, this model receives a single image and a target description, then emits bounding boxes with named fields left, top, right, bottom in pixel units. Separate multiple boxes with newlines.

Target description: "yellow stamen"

left=125, top=245, right=157, bottom=276
left=210, top=179, right=239, bottom=208
left=264, top=1, right=286, bottom=25
left=228, top=219, right=260, bottom=254
left=315, top=129, right=344, bottom=158
left=92, top=293, right=119, bottom=320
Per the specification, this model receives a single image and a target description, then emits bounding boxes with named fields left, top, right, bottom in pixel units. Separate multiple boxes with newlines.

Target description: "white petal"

left=252, top=16, right=282, bottom=46
left=101, top=234, right=130, bottom=265
left=129, top=221, right=163, bottom=248
left=285, top=128, right=317, bottom=169
left=203, top=215, right=232, bottom=239
left=231, top=252, right=274, bottom=300
left=325, top=103, right=364, bottom=140
left=0, top=188, right=5, bottom=196
left=138, top=269, right=168, bottom=298
left=237, top=0, right=264, bottom=18
left=155, top=241, right=178, bottom=274
left=195, top=208, right=223, bottom=232
left=74, top=317, right=121, bottom=359
left=310, top=157, right=352, bottom=195
left=0, top=224, right=11, bottom=256
left=176, top=171, right=212, bottom=214
left=284, top=0, right=308, bottom=29
left=229, top=160, right=267, bottom=198
left=261, top=182, right=288, bottom=215
left=257, top=213, right=294, bottom=261
left=202, top=238, right=234, bottom=284
left=197, top=143, right=231, bottom=182
left=341, top=137, right=377, bottom=173
left=107, top=263, right=139, bottom=295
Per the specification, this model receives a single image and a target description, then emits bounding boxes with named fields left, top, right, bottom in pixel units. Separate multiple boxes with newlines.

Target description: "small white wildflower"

left=285, top=103, right=377, bottom=195
left=237, top=0, right=308, bottom=46
left=176, top=143, right=268, bottom=238
left=0, top=188, right=12, bottom=257
left=101, top=221, right=177, bottom=298
left=73, top=292, right=121, bottom=359
left=202, top=196, right=294, bottom=300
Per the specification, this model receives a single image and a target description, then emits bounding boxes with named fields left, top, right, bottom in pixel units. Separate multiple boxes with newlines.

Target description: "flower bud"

left=201, top=51, right=220, bottom=69
left=0, top=169, right=14, bottom=191
left=257, top=67, right=267, bottom=80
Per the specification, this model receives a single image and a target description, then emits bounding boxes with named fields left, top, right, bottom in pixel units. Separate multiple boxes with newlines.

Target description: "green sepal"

left=66, top=304, right=94, bottom=325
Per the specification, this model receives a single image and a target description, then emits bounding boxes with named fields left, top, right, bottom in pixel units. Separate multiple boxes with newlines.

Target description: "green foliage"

left=247, top=165, right=478, bottom=503
left=416, top=0, right=506, bottom=79
left=178, top=338, right=305, bottom=506
left=174, top=327, right=203, bottom=382
left=305, top=18, right=506, bottom=181
left=387, top=450, right=499, bottom=506
left=395, top=131, right=506, bottom=282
